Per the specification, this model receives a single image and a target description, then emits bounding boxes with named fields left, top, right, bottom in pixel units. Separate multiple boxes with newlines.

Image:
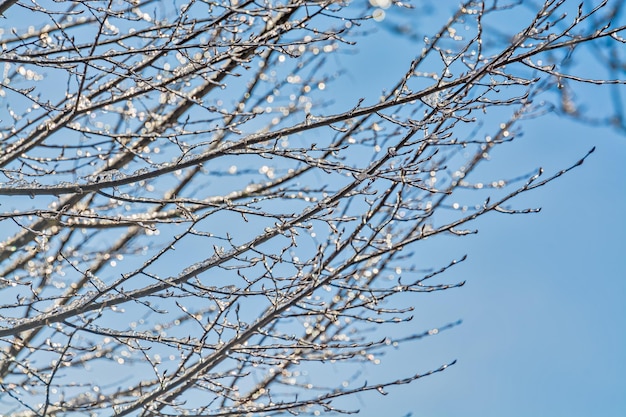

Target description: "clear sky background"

left=318, top=3, right=626, bottom=417
left=2, top=1, right=624, bottom=416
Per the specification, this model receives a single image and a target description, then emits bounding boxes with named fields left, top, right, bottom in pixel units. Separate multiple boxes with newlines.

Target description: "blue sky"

left=1, top=1, right=624, bottom=416
left=355, top=119, right=626, bottom=417
left=319, top=3, right=626, bottom=416
left=269, top=2, right=626, bottom=416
